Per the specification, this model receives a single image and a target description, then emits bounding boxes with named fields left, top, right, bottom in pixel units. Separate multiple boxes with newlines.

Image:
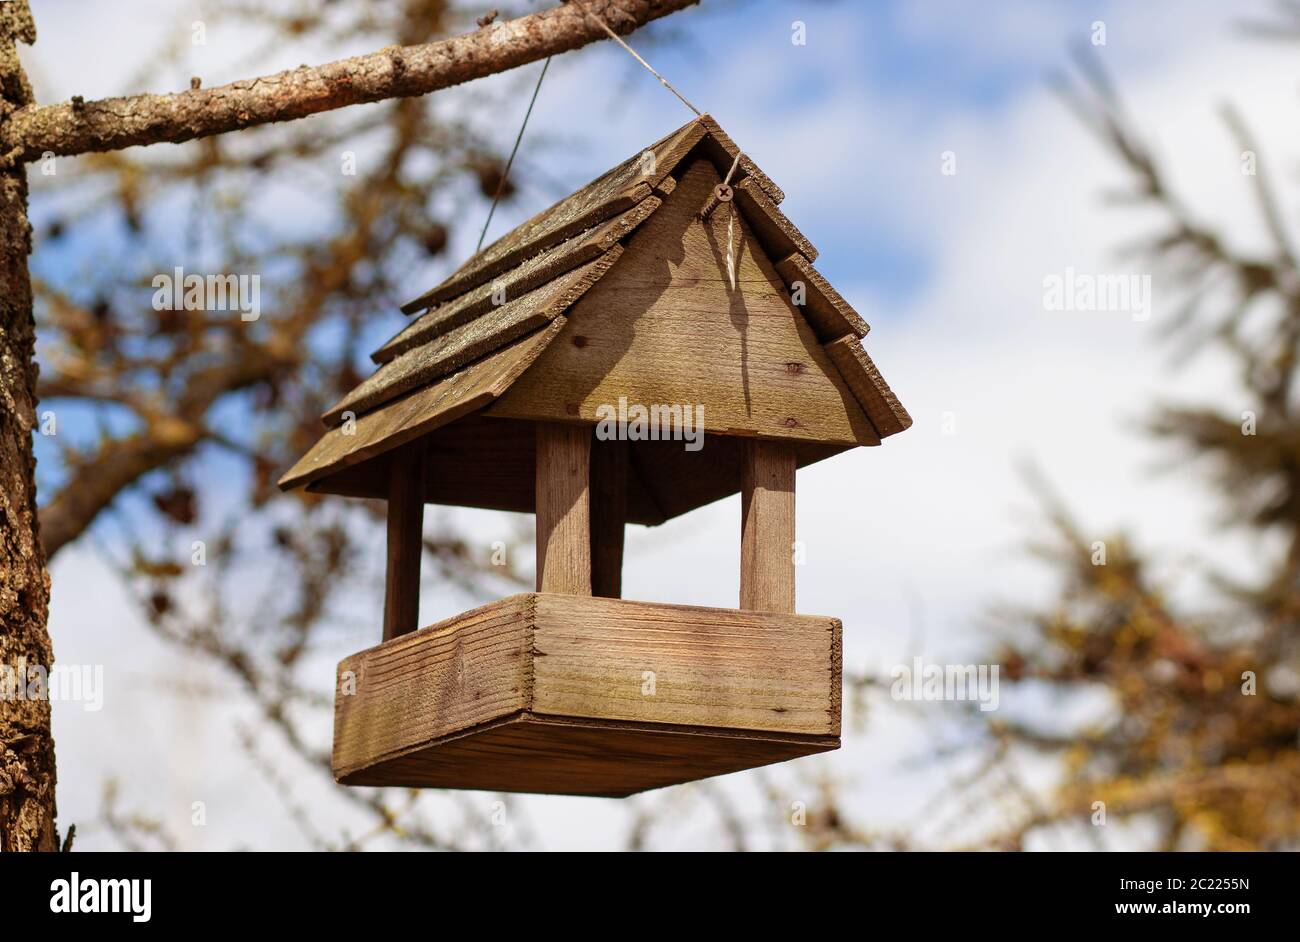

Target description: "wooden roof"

left=280, top=115, right=911, bottom=508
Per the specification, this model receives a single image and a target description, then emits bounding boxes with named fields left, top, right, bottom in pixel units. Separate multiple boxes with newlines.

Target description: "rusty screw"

left=698, top=183, right=735, bottom=221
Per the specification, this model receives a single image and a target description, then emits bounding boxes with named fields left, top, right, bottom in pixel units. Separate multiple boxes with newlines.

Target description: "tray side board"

left=333, top=593, right=842, bottom=796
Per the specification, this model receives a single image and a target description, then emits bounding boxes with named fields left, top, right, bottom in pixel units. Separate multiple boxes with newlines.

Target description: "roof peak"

left=398, top=115, right=783, bottom=316
left=280, top=140, right=912, bottom=498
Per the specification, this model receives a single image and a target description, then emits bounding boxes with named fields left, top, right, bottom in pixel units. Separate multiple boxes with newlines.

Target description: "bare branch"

left=1, top=0, right=698, bottom=164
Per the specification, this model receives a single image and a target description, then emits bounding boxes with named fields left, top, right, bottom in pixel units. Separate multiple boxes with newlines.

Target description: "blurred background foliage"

left=29, top=0, right=1300, bottom=849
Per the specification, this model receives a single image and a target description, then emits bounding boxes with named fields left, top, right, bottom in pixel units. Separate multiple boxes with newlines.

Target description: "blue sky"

left=27, top=0, right=1103, bottom=514
left=22, top=0, right=1295, bottom=849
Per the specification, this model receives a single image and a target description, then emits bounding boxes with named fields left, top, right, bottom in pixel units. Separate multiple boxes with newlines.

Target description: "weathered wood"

left=824, top=335, right=913, bottom=439
left=419, top=190, right=646, bottom=310
left=651, top=171, right=679, bottom=200
left=346, top=716, right=835, bottom=796
left=282, top=119, right=913, bottom=520
left=334, top=595, right=534, bottom=780
left=278, top=320, right=564, bottom=491
left=773, top=252, right=870, bottom=342
left=308, top=417, right=853, bottom=523
left=382, top=440, right=426, bottom=641
left=589, top=436, right=628, bottom=598
left=401, top=112, right=784, bottom=310
left=329, top=249, right=623, bottom=425
left=535, top=423, right=591, bottom=595
left=531, top=594, right=835, bottom=734
left=411, top=125, right=695, bottom=309
left=491, top=158, right=877, bottom=446
left=333, top=593, right=841, bottom=795
left=697, top=114, right=784, bottom=205
left=309, top=413, right=670, bottom=523
left=732, top=175, right=817, bottom=263
left=626, top=436, right=842, bottom=523
left=395, top=196, right=657, bottom=322
left=740, top=439, right=796, bottom=613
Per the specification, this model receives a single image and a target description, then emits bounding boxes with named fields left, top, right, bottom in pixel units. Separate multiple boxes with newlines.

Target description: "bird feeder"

left=279, top=115, right=911, bottom=797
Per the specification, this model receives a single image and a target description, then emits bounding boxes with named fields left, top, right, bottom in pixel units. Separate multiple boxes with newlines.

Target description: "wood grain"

left=382, top=440, right=426, bottom=641
left=333, top=595, right=534, bottom=782
left=304, top=414, right=678, bottom=523
left=398, top=113, right=784, bottom=311
left=490, top=158, right=877, bottom=446
left=732, top=176, right=817, bottom=263
left=532, top=594, right=833, bottom=734
left=589, top=436, right=628, bottom=598
left=394, top=197, right=657, bottom=323
left=332, top=592, right=842, bottom=795
left=307, top=416, right=855, bottom=522
left=339, top=714, right=837, bottom=796
left=773, top=252, right=870, bottom=342
left=424, top=182, right=652, bottom=310
left=697, top=114, right=784, bottom=205
left=824, top=335, right=913, bottom=439
left=740, top=440, right=796, bottom=613
left=282, top=123, right=912, bottom=517
left=278, top=320, right=564, bottom=491
left=328, top=250, right=622, bottom=425
left=410, top=121, right=699, bottom=309
left=395, top=110, right=780, bottom=309
left=535, top=423, right=592, bottom=595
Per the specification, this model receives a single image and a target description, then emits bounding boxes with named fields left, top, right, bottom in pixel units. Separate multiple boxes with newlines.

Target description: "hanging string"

left=721, top=149, right=741, bottom=188
left=584, top=7, right=749, bottom=220
left=584, top=7, right=703, bottom=117
left=719, top=148, right=740, bottom=286
left=580, top=7, right=753, bottom=291
left=698, top=148, right=741, bottom=221
left=475, top=55, right=552, bottom=255
left=475, top=6, right=746, bottom=277
left=724, top=203, right=737, bottom=289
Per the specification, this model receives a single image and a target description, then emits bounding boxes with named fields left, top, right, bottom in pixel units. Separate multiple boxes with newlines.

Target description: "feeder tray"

left=334, top=593, right=840, bottom=797
left=279, top=115, right=911, bottom=796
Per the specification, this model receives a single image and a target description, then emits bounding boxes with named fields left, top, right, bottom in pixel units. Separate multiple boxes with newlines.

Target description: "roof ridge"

left=375, top=195, right=665, bottom=364
left=397, top=117, right=701, bottom=314
left=397, top=115, right=784, bottom=314
left=279, top=135, right=914, bottom=502
left=325, top=249, right=624, bottom=427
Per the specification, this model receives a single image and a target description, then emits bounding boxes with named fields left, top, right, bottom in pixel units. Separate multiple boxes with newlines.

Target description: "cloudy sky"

left=21, top=0, right=1295, bottom=849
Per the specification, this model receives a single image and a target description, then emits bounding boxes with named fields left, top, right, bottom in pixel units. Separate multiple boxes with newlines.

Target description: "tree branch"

left=1, top=0, right=697, bottom=164
left=38, top=345, right=292, bottom=559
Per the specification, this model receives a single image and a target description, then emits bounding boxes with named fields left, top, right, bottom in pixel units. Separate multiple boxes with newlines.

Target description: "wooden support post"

left=590, top=436, right=628, bottom=599
left=382, top=439, right=426, bottom=641
left=536, top=423, right=592, bottom=595
left=740, top=439, right=796, bottom=613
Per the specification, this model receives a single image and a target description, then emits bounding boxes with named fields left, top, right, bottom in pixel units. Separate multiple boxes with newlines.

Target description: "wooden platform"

left=333, top=593, right=841, bottom=797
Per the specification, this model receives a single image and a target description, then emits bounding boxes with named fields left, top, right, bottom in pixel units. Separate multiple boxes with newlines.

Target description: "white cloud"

left=34, top=0, right=1294, bottom=849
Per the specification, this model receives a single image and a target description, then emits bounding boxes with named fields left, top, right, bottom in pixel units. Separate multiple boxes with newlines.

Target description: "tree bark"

left=0, top=0, right=58, bottom=852
left=0, top=0, right=700, bottom=853
left=0, top=0, right=698, bottom=164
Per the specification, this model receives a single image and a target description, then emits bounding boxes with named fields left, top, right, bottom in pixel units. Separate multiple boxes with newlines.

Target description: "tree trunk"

left=0, top=0, right=58, bottom=852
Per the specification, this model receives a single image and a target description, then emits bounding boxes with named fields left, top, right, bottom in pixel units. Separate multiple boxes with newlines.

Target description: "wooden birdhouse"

left=279, top=115, right=911, bottom=797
